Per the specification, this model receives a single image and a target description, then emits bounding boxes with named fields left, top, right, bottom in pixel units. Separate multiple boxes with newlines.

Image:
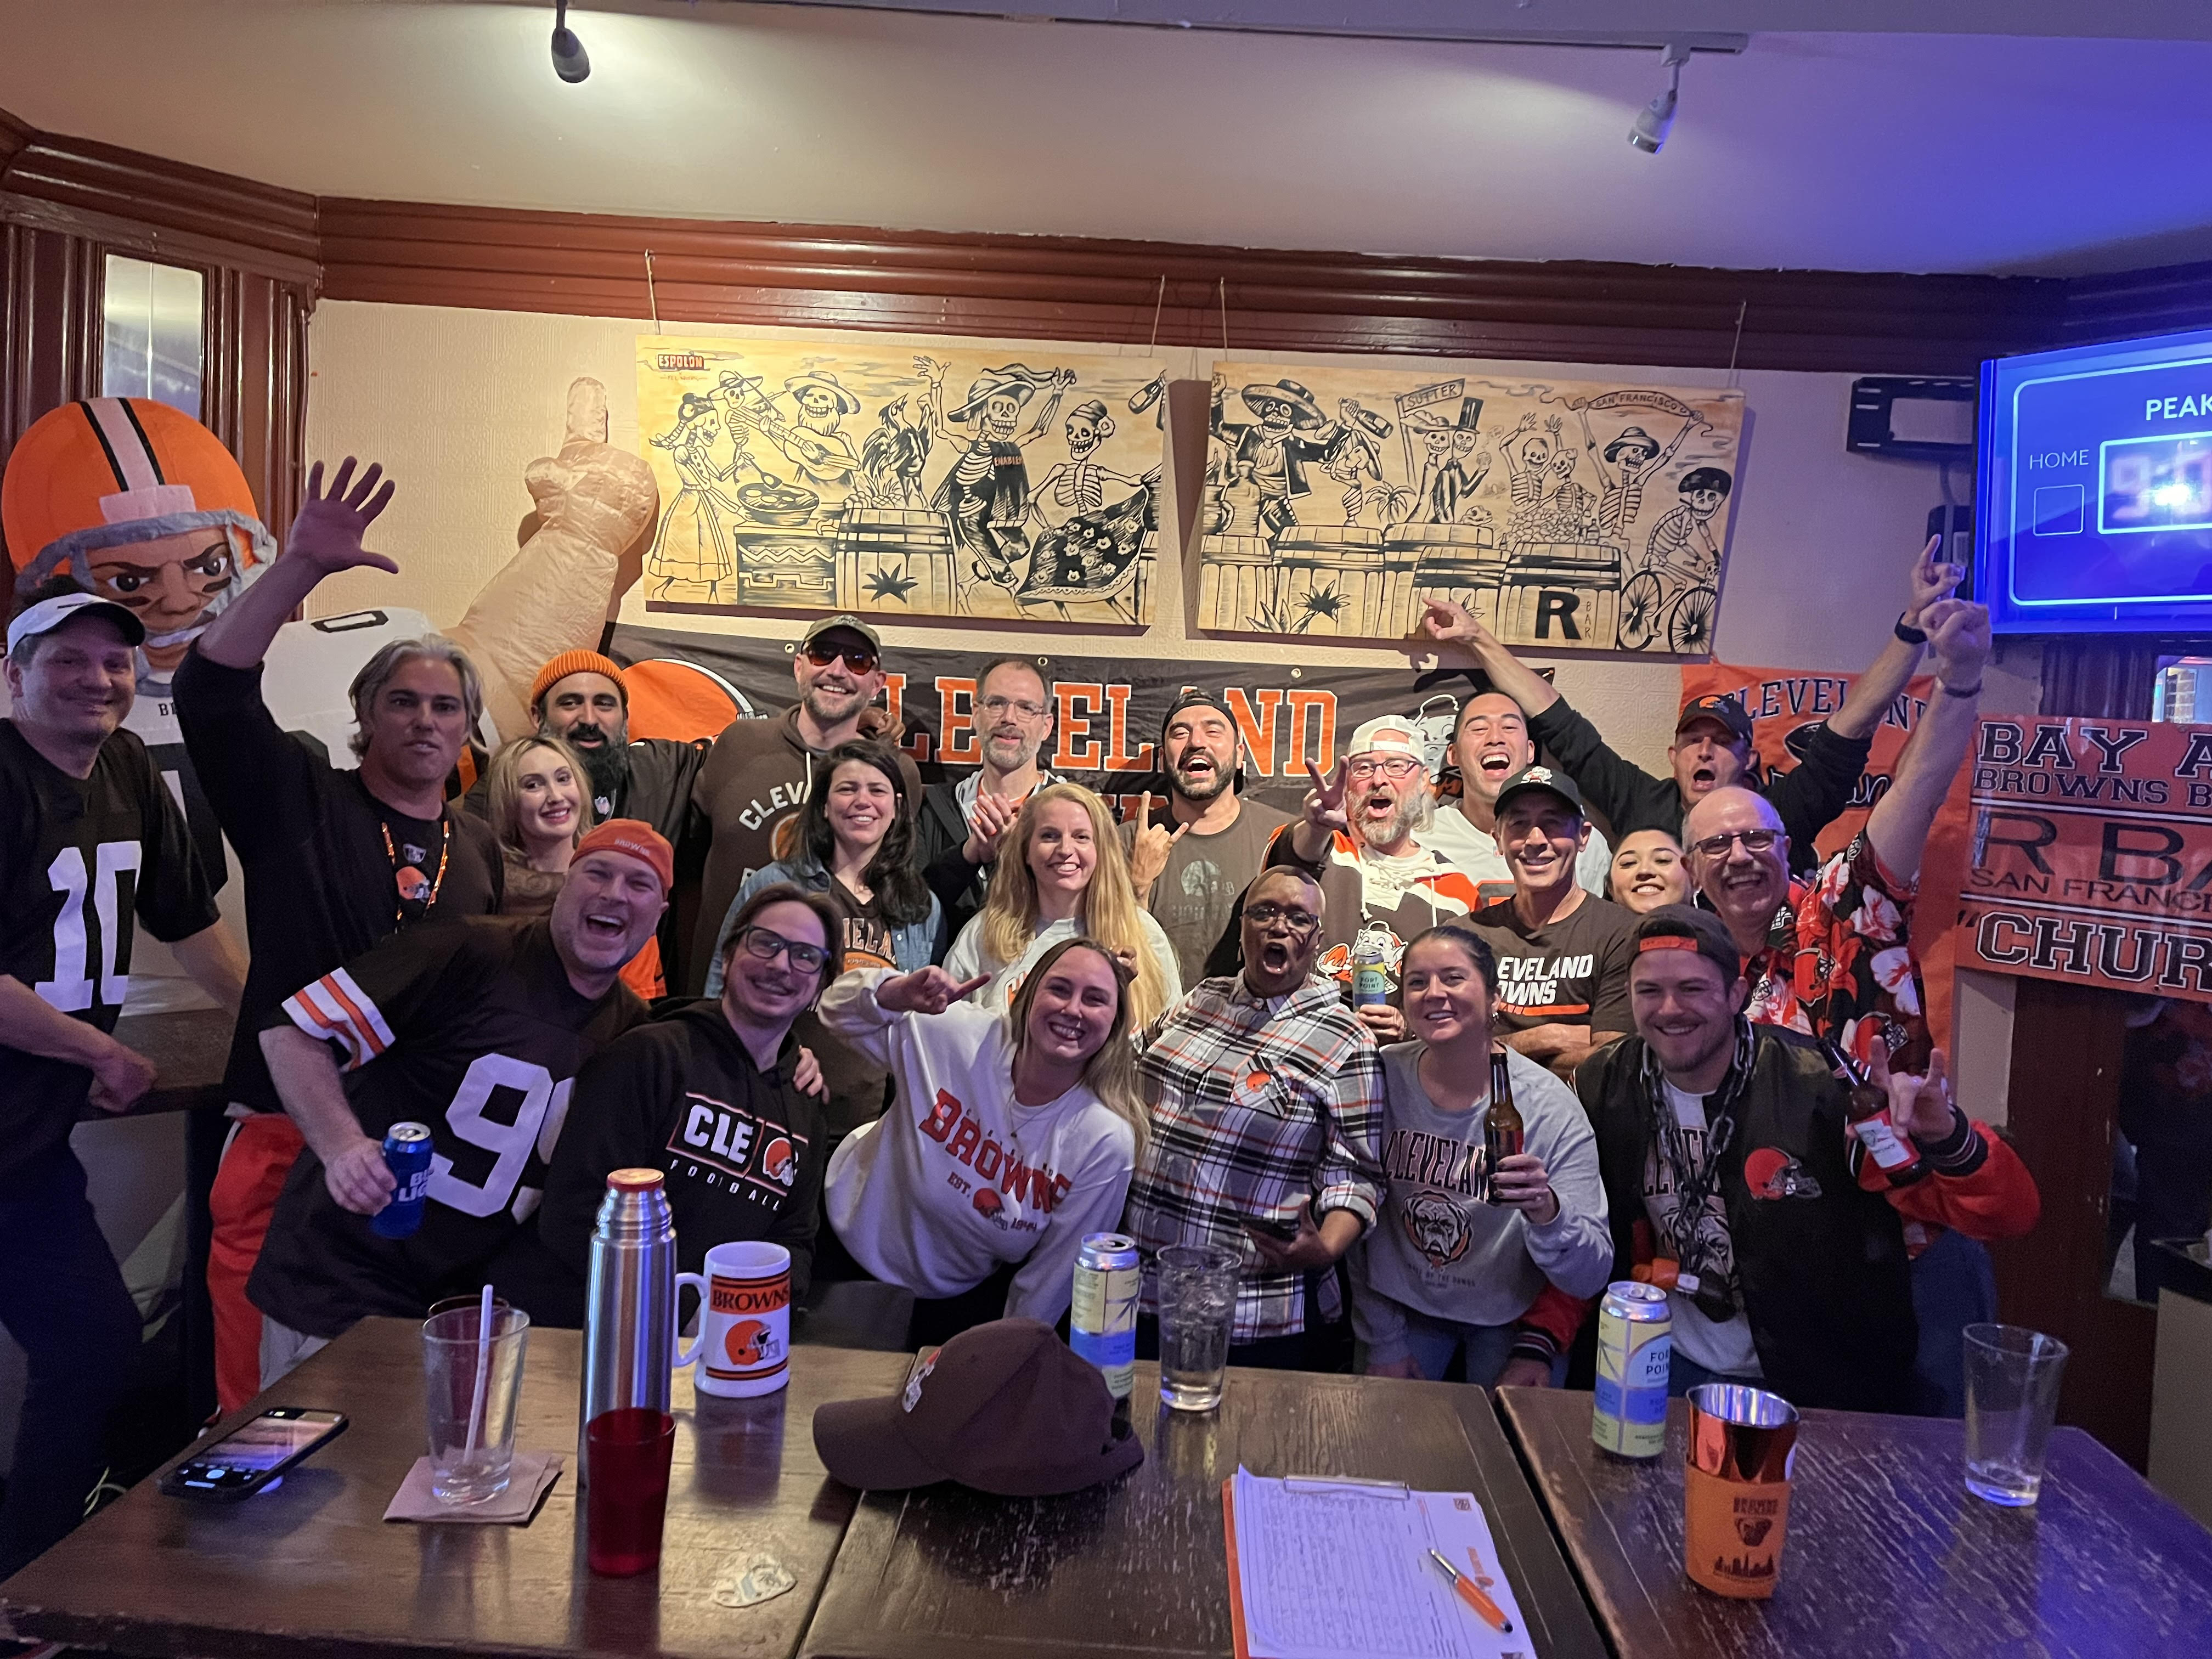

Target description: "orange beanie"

left=529, top=650, right=628, bottom=712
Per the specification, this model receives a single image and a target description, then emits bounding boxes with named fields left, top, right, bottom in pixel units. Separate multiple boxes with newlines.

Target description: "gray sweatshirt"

left=1351, top=1043, right=1613, bottom=1365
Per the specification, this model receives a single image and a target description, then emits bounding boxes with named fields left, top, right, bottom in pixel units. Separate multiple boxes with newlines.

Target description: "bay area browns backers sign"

left=1963, top=715, right=2212, bottom=1003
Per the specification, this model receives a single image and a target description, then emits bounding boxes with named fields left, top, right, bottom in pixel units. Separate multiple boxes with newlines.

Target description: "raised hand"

left=1127, top=791, right=1188, bottom=892
left=1922, top=597, right=1991, bottom=691
left=1420, top=597, right=1488, bottom=646
left=1866, top=1039, right=1960, bottom=1143
left=287, top=458, right=399, bottom=579
left=876, top=966, right=991, bottom=1016
left=962, top=791, right=1018, bottom=866
left=1906, top=533, right=1963, bottom=627
left=1302, top=757, right=1350, bottom=837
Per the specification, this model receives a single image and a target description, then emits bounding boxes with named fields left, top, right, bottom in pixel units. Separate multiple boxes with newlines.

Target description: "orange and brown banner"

left=1960, top=715, right=2212, bottom=1005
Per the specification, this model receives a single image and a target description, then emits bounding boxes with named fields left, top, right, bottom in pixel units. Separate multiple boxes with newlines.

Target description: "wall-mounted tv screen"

left=1978, top=326, right=2212, bottom=635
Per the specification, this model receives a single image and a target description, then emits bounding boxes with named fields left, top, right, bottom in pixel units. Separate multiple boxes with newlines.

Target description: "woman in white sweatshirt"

left=818, top=938, right=1149, bottom=1345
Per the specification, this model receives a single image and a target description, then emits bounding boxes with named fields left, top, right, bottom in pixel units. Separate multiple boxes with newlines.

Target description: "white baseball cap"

left=7, top=590, right=146, bottom=658
left=1345, top=714, right=1425, bottom=764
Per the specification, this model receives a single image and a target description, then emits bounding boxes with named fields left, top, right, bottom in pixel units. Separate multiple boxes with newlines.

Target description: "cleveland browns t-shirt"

left=0, top=720, right=222, bottom=1181
left=174, top=648, right=501, bottom=1116
left=246, top=916, right=645, bottom=1336
left=1465, top=893, right=1637, bottom=1039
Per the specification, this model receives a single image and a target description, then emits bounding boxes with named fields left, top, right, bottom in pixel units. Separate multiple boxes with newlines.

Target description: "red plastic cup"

left=585, top=1408, right=676, bottom=1576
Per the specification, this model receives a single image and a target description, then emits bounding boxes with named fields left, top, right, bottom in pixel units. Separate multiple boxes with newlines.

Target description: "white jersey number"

left=426, top=1052, right=573, bottom=1222
left=36, top=842, right=142, bottom=1014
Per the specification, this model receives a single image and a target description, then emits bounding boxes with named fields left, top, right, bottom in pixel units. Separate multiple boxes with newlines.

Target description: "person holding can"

left=1353, top=924, right=1612, bottom=1387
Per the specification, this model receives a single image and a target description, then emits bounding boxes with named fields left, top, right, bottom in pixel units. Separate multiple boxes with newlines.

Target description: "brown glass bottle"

left=1824, top=1039, right=1926, bottom=1187
left=1483, top=1049, right=1525, bottom=1202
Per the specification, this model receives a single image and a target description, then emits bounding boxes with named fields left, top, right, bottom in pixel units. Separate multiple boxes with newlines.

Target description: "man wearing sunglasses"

left=1268, top=714, right=1486, bottom=1039
left=691, top=614, right=920, bottom=994
left=540, top=882, right=839, bottom=1311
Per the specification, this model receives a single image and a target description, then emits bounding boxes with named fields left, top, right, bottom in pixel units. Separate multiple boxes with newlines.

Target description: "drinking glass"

left=586, top=1408, right=677, bottom=1576
left=1157, top=1244, right=1239, bottom=1412
left=422, top=1297, right=530, bottom=1503
left=1962, top=1323, right=2069, bottom=1507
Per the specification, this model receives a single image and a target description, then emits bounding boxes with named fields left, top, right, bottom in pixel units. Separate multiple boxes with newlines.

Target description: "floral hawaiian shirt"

left=1742, top=833, right=1929, bottom=1073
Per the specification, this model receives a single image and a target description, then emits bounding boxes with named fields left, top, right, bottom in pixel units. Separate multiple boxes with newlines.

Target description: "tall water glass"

left=1158, top=1244, right=1239, bottom=1412
left=423, top=1297, right=530, bottom=1503
left=1962, top=1323, right=2069, bottom=1508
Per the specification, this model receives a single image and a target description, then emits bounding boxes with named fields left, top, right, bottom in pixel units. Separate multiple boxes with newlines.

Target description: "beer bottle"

left=1823, top=1039, right=1926, bottom=1187
left=1483, top=1049, right=1525, bottom=1203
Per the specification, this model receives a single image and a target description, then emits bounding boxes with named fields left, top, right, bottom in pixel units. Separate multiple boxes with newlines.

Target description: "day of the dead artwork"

left=635, top=336, right=1167, bottom=625
left=1197, top=361, right=1746, bottom=653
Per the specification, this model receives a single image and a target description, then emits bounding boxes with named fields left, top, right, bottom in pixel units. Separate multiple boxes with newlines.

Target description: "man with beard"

left=1420, top=536, right=1965, bottom=872
left=1578, top=905, right=1917, bottom=1410
left=474, top=650, right=706, bottom=993
left=692, top=614, right=920, bottom=993
left=1464, top=766, right=1635, bottom=1083
left=1421, top=690, right=1612, bottom=903
left=247, top=822, right=669, bottom=1383
left=916, top=657, right=1057, bottom=950
left=1269, top=715, right=1485, bottom=1040
left=1124, top=691, right=1290, bottom=986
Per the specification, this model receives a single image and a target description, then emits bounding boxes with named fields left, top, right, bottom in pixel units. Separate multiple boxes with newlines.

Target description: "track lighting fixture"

left=1629, top=41, right=1692, bottom=155
left=551, top=0, right=590, bottom=83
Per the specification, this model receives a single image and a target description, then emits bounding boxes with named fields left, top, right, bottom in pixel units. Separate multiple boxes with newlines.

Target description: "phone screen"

left=170, top=1410, right=343, bottom=1493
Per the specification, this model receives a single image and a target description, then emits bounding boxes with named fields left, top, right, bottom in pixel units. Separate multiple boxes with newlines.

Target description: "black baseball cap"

left=1675, top=694, right=1754, bottom=748
left=1492, top=763, right=1584, bottom=819
left=1632, top=903, right=1742, bottom=983
left=812, top=1319, right=1144, bottom=1497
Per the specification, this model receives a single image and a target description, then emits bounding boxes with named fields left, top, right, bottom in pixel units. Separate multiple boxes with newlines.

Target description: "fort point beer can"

left=1593, top=1280, right=1672, bottom=1458
left=1070, top=1232, right=1141, bottom=1403
left=373, top=1121, right=434, bottom=1239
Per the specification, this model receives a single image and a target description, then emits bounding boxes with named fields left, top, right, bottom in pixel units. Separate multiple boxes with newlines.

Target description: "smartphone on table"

left=160, top=1408, right=349, bottom=1502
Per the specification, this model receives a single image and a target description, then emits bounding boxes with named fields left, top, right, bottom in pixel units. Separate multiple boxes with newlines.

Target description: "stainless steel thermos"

left=578, top=1169, right=679, bottom=1482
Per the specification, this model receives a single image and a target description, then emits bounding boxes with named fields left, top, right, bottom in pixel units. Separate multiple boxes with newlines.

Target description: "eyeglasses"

left=1346, top=757, right=1425, bottom=782
left=734, top=926, right=831, bottom=974
left=1245, top=902, right=1321, bottom=935
left=980, top=695, right=1048, bottom=719
left=802, top=642, right=879, bottom=674
left=1689, top=827, right=1780, bottom=859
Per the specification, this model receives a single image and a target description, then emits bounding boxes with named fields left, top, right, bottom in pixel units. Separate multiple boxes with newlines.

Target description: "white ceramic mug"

left=675, top=1240, right=792, bottom=1398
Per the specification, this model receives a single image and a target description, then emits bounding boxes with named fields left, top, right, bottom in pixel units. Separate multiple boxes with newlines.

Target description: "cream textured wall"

left=302, top=300, right=2039, bottom=778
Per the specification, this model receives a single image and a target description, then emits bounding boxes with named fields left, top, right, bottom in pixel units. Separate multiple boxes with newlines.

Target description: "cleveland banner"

left=1962, top=715, right=2212, bottom=1004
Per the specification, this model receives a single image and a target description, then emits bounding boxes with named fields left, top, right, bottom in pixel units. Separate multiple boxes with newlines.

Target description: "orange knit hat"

left=530, top=649, right=628, bottom=713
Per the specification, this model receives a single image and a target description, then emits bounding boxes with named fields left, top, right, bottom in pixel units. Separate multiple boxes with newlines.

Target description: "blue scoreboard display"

left=1978, top=326, right=2212, bottom=634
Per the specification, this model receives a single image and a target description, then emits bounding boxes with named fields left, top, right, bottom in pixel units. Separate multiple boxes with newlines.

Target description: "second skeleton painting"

left=1199, top=362, right=1745, bottom=652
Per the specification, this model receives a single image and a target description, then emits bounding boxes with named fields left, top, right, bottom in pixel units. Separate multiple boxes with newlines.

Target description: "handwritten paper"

left=1228, top=1468, right=1531, bottom=1659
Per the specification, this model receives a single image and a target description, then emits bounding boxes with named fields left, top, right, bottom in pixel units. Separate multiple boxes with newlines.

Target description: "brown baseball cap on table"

left=812, top=1319, right=1144, bottom=1497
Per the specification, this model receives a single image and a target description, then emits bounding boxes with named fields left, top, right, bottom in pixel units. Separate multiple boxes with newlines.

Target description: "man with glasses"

left=540, top=882, right=839, bottom=1317
left=692, top=614, right=920, bottom=992
left=1683, top=599, right=2038, bottom=1414
left=916, top=657, right=1057, bottom=949
left=1125, top=691, right=1291, bottom=986
left=1125, top=866, right=1385, bottom=1372
left=1269, top=714, right=1485, bottom=1039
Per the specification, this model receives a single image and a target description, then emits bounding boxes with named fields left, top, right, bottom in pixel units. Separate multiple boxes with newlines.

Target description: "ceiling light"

left=551, top=1, right=590, bottom=83
left=1628, top=41, right=1692, bottom=155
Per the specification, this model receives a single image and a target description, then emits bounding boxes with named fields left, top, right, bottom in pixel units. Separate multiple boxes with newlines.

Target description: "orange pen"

left=1426, top=1549, right=1513, bottom=1634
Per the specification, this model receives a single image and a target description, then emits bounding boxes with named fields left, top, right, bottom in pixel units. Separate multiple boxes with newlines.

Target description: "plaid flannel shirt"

left=1126, top=973, right=1386, bottom=1343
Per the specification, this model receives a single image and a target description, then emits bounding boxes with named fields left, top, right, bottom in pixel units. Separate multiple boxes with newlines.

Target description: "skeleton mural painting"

left=635, top=337, right=1167, bottom=625
left=1196, top=361, right=1744, bottom=653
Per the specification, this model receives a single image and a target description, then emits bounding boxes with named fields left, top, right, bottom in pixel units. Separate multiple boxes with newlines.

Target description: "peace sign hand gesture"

left=287, top=458, right=399, bottom=579
left=1303, top=758, right=1350, bottom=837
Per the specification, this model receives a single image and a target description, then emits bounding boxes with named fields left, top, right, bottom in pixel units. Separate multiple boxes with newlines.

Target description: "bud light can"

left=1070, top=1233, right=1140, bottom=1407
left=1593, top=1280, right=1671, bottom=1458
left=373, top=1122, right=434, bottom=1239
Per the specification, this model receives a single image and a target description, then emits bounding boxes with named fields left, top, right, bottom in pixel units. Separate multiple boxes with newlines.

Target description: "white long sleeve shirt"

left=941, top=911, right=1182, bottom=1016
left=817, top=968, right=1138, bottom=1324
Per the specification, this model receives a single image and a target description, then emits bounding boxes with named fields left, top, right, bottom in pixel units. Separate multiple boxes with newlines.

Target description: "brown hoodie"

left=687, top=703, right=921, bottom=994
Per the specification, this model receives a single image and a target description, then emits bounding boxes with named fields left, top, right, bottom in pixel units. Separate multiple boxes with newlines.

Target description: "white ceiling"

left=2, top=0, right=2210, bottom=276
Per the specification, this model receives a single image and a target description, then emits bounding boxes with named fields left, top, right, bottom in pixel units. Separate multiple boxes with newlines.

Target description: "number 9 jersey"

left=244, top=916, right=647, bottom=1338
left=0, top=719, right=221, bottom=1181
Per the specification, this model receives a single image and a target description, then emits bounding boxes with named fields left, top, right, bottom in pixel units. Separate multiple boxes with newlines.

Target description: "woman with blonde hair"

left=483, top=733, right=595, bottom=918
left=942, top=780, right=1181, bottom=1028
left=817, top=938, right=1147, bottom=1344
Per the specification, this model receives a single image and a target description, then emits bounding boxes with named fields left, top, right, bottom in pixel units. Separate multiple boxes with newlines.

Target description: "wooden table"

left=0, top=1317, right=908, bottom=1659
left=802, top=1363, right=1607, bottom=1659
left=1499, top=1386, right=2212, bottom=1659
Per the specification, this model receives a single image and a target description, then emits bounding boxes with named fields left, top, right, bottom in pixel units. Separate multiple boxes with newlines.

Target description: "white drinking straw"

left=464, top=1282, right=495, bottom=1456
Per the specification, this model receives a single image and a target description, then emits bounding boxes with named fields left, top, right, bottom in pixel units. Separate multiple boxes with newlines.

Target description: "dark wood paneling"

left=2061, top=259, right=2212, bottom=347
left=2, top=131, right=317, bottom=269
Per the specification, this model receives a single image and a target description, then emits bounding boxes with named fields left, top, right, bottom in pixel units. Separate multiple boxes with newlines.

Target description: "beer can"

left=1351, top=928, right=1391, bottom=1008
left=1593, top=1280, right=1671, bottom=1458
left=373, top=1121, right=433, bottom=1239
left=1069, top=1232, right=1140, bottom=1402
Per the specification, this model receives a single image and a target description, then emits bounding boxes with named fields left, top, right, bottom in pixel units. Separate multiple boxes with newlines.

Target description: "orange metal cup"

left=1683, top=1383, right=1799, bottom=1599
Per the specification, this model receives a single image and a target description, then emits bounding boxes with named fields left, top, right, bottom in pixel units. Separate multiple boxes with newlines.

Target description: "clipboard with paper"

left=1221, top=1467, right=1533, bottom=1659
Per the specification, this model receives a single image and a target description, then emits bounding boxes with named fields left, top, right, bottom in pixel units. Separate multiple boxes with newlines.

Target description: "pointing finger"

left=955, top=973, right=991, bottom=997
left=1138, top=790, right=1153, bottom=824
